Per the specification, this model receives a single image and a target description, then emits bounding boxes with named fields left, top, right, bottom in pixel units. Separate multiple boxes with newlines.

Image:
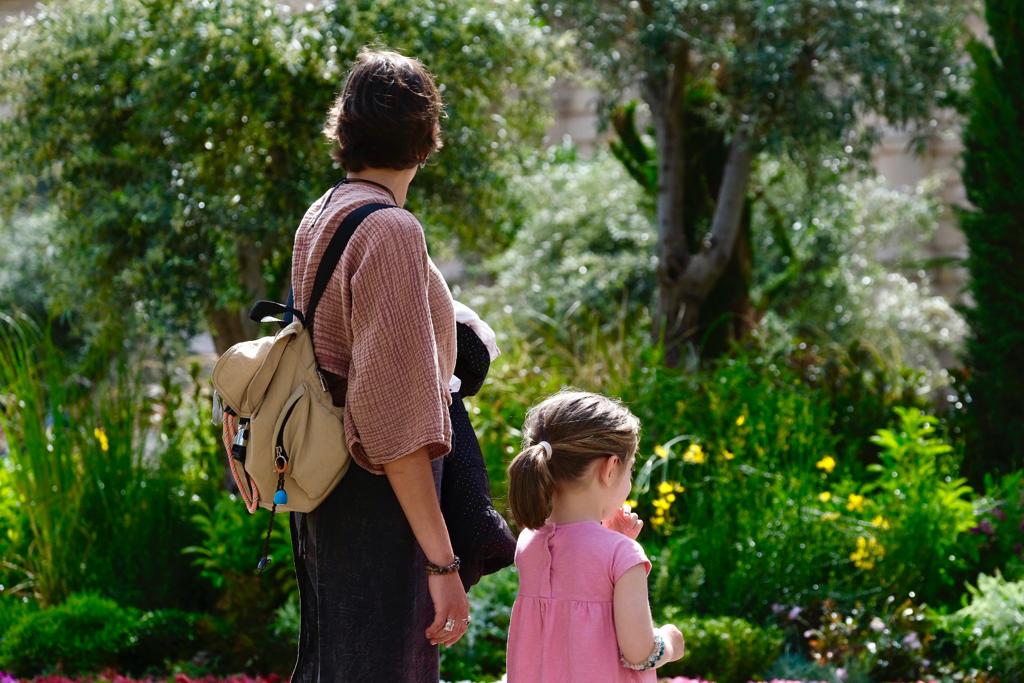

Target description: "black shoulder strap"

left=305, top=201, right=394, bottom=335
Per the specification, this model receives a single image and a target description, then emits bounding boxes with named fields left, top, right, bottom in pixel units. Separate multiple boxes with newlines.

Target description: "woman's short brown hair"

left=323, top=48, right=444, bottom=171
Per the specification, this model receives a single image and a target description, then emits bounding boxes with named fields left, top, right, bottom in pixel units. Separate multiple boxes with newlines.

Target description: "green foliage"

left=441, top=567, right=518, bottom=682
left=0, top=596, right=221, bottom=678
left=0, top=597, right=35, bottom=647
left=0, top=315, right=89, bottom=603
left=639, top=404, right=974, bottom=620
left=0, top=316, right=211, bottom=608
left=945, top=572, right=1024, bottom=680
left=470, top=301, right=968, bottom=617
left=752, top=159, right=965, bottom=390
left=479, top=152, right=656, bottom=324
left=544, top=0, right=967, bottom=154
left=863, top=408, right=975, bottom=602
left=543, top=0, right=966, bottom=364
left=0, top=594, right=139, bottom=677
left=801, top=597, right=936, bottom=683
left=0, top=211, right=58, bottom=329
left=0, top=0, right=560, bottom=349
left=960, top=471, right=1024, bottom=582
left=657, top=612, right=783, bottom=683
left=183, top=493, right=293, bottom=672
left=184, top=493, right=292, bottom=590
left=125, top=609, right=221, bottom=675
left=959, top=0, right=1024, bottom=482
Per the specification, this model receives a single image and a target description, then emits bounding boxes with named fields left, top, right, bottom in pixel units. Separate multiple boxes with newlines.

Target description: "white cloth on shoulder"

left=449, top=301, right=500, bottom=394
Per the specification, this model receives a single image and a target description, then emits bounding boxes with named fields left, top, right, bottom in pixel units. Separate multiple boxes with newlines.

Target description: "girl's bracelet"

left=620, top=631, right=666, bottom=671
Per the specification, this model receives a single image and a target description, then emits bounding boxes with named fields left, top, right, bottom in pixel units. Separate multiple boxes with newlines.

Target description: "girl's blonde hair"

left=507, top=390, right=640, bottom=529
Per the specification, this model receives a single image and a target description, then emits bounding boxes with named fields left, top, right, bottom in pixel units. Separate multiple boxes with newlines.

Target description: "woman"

left=286, top=48, right=467, bottom=682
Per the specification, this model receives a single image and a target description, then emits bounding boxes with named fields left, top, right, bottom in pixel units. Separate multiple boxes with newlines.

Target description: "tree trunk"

left=207, top=308, right=247, bottom=356
left=657, top=130, right=753, bottom=365
left=207, top=242, right=271, bottom=354
left=700, top=206, right=755, bottom=358
left=647, top=50, right=691, bottom=367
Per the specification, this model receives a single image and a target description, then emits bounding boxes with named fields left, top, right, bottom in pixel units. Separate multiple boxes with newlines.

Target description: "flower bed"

left=0, top=674, right=282, bottom=683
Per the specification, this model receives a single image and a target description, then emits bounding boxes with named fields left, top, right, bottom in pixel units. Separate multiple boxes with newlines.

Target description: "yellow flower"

left=666, top=493, right=676, bottom=503
left=674, top=483, right=686, bottom=493
left=625, top=499, right=638, bottom=509
left=846, top=493, right=866, bottom=513
left=652, top=498, right=671, bottom=511
left=722, top=449, right=736, bottom=461
left=658, top=481, right=675, bottom=495
left=815, top=455, right=836, bottom=474
left=683, top=444, right=706, bottom=464
left=871, top=515, right=891, bottom=530
left=821, top=511, right=841, bottom=522
left=818, top=491, right=832, bottom=503
left=655, top=444, right=669, bottom=459
left=850, top=535, right=885, bottom=570
left=735, top=414, right=746, bottom=427
left=94, top=427, right=109, bottom=453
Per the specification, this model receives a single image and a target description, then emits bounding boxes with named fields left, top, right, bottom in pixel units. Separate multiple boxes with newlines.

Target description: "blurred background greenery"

left=0, top=0, right=1022, bottom=681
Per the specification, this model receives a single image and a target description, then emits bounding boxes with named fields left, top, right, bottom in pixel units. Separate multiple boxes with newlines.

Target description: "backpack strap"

left=304, top=201, right=394, bottom=337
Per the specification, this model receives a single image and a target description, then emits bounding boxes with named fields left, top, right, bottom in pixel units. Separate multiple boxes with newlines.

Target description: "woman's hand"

left=425, top=571, right=470, bottom=647
left=382, top=449, right=470, bottom=647
left=603, top=504, right=643, bottom=540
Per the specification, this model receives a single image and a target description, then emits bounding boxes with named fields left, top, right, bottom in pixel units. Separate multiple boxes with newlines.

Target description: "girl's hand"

left=603, top=504, right=643, bottom=539
left=659, top=624, right=686, bottom=663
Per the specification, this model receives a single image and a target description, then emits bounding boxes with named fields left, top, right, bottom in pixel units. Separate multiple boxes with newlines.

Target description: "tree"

left=959, top=0, right=1024, bottom=481
left=0, top=0, right=559, bottom=353
left=542, top=0, right=967, bottom=365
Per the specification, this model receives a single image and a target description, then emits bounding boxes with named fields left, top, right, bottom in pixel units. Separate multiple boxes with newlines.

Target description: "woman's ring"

left=443, top=618, right=456, bottom=632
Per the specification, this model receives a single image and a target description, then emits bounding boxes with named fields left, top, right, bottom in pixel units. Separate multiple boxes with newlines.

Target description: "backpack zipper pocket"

left=274, top=393, right=303, bottom=473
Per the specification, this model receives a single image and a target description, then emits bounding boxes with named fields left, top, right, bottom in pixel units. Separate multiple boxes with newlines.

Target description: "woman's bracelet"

left=620, top=632, right=666, bottom=671
left=425, top=555, right=461, bottom=576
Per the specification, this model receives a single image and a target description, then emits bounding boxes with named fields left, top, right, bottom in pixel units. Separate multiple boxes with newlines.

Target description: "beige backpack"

left=210, top=198, right=391, bottom=571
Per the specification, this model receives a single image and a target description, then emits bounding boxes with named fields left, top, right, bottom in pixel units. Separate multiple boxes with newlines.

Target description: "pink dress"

left=507, top=521, right=656, bottom=683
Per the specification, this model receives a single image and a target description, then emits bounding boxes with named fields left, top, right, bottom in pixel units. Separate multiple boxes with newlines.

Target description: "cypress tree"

left=960, top=0, right=1024, bottom=481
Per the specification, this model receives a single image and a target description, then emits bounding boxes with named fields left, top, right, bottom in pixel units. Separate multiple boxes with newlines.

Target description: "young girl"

left=505, top=390, right=685, bottom=682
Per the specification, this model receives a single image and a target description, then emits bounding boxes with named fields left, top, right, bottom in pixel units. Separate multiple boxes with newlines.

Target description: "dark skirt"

left=289, top=456, right=443, bottom=683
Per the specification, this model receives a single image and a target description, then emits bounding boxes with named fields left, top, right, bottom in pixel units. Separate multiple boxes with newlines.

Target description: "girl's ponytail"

left=506, top=390, right=641, bottom=530
left=507, top=442, right=555, bottom=530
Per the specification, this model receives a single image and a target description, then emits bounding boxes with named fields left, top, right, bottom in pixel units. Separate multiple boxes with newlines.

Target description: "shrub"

left=123, top=609, right=220, bottom=675
left=656, top=612, right=783, bottom=683
left=481, top=151, right=657, bottom=324
left=0, top=318, right=215, bottom=609
left=0, top=597, right=35, bottom=647
left=861, top=407, right=975, bottom=604
left=799, top=597, right=937, bottom=683
left=182, top=493, right=293, bottom=673
left=752, top=161, right=965, bottom=393
left=945, top=572, right=1024, bottom=680
left=0, top=594, right=139, bottom=677
left=959, top=471, right=1024, bottom=582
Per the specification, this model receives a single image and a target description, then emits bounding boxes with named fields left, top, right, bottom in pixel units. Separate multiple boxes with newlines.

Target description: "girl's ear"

left=599, top=455, right=621, bottom=487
